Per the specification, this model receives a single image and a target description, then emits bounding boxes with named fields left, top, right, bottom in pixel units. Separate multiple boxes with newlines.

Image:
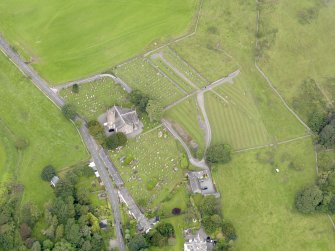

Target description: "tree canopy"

left=61, top=104, right=77, bottom=120
left=206, top=144, right=232, bottom=164
left=104, top=132, right=127, bottom=150
left=41, top=165, right=56, bottom=181
left=129, top=90, right=149, bottom=113
left=295, top=185, right=323, bottom=213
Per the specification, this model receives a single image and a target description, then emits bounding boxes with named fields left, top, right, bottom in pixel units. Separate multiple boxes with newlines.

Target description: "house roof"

left=188, top=172, right=201, bottom=193
left=107, top=106, right=139, bottom=130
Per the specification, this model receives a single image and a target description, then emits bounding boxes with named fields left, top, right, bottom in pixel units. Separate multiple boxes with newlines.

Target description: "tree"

left=155, top=222, right=174, bottom=238
left=52, top=239, right=75, bottom=251
left=128, top=235, right=147, bottom=251
left=31, top=241, right=41, bottom=251
left=198, top=196, right=221, bottom=216
left=55, top=225, right=64, bottom=241
left=72, top=84, right=79, bottom=93
left=222, top=221, right=237, bottom=240
left=41, top=165, right=56, bottom=181
left=129, top=90, right=149, bottom=112
left=206, top=144, right=232, bottom=164
left=146, top=230, right=166, bottom=247
left=328, top=196, right=335, bottom=213
left=65, top=218, right=81, bottom=245
left=42, top=239, right=54, bottom=250
left=104, top=132, right=127, bottom=150
left=61, top=104, right=77, bottom=120
left=88, top=120, right=105, bottom=143
left=203, top=214, right=222, bottom=234
left=319, top=124, right=335, bottom=148
left=308, top=111, right=327, bottom=133
left=146, top=99, right=163, bottom=122
left=54, top=180, right=74, bottom=198
left=295, top=185, right=323, bottom=213
left=21, top=202, right=40, bottom=227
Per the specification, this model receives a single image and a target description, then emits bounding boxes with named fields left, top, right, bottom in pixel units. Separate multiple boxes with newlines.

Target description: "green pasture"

left=0, top=53, right=88, bottom=207
left=110, top=128, right=184, bottom=210
left=213, top=138, right=335, bottom=250
left=257, top=0, right=335, bottom=120
left=114, top=58, right=185, bottom=106
left=0, top=0, right=196, bottom=83
left=60, top=78, right=130, bottom=120
left=165, top=97, right=205, bottom=157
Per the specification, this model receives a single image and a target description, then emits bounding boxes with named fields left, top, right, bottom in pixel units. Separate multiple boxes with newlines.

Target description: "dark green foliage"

left=319, top=123, right=335, bottom=148
left=206, top=144, right=232, bottom=164
left=198, top=196, right=221, bottom=216
left=292, top=78, right=327, bottom=122
left=308, top=111, right=327, bottom=133
left=214, top=239, right=231, bottom=251
left=203, top=214, right=222, bottom=234
left=21, top=202, right=41, bottom=227
left=146, top=99, right=163, bottom=122
left=88, top=120, right=105, bottom=144
left=41, top=165, right=56, bottom=181
left=295, top=185, right=323, bottom=213
left=129, top=90, right=149, bottom=113
left=54, top=180, right=75, bottom=199
left=65, top=218, right=81, bottom=245
left=146, top=230, right=166, bottom=247
left=52, top=239, right=75, bottom=251
left=61, top=104, right=77, bottom=120
left=155, top=222, right=175, bottom=238
left=128, top=234, right=147, bottom=251
left=328, top=196, right=335, bottom=213
left=72, top=84, right=79, bottom=93
left=222, top=221, right=237, bottom=240
left=104, top=132, right=127, bottom=150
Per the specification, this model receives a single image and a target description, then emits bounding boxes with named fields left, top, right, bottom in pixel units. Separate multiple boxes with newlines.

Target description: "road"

left=0, top=36, right=126, bottom=251
left=54, top=73, right=132, bottom=93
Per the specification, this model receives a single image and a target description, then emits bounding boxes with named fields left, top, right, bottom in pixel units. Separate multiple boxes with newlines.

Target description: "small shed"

left=50, top=176, right=60, bottom=188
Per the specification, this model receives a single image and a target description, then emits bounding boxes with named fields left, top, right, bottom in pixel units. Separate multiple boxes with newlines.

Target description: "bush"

left=88, top=120, right=105, bottom=143
left=222, top=221, right=237, bottom=240
left=61, top=104, right=77, bottom=120
left=104, top=132, right=127, bottom=150
left=128, top=235, right=147, bottom=251
left=206, top=144, right=232, bottom=164
left=171, top=208, right=181, bottom=215
left=155, top=223, right=174, bottom=238
left=129, top=90, right=149, bottom=113
left=72, top=84, right=79, bottom=93
left=295, top=185, right=323, bottom=213
left=41, top=165, right=56, bottom=181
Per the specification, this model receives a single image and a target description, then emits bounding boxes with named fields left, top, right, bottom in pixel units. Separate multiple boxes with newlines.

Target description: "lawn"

left=110, top=128, right=185, bottom=210
left=213, top=138, right=335, bottom=250
left=60, top=78, right=130, bottom=120
left=164, top=96, right=206, bottom=157
left=257, top=0, right=335, bottom=120
left=0, top=52, right=88, bottom=207
left=114, top=58, right=185, bottom=106
left=205, top=79, right=271, bottom=150
left=0, top=0, right=197, bottom=83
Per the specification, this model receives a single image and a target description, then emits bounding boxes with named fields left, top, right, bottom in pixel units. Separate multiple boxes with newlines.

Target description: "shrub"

left=156, top=223, right=174, bottom=238
left=171, top=208, right=181, bottom=215
left=206, top=144, right=232, bottom=164
left=222, top=221, right=237, bottom=240
left=61, top=104, right=77, bottom=120
left=295, top=185, right=323, bottom=213
left=129, top=90, right=149, bottom=113
left=72, top=84, right=79, bottom=93
left=41, top=165, right=56, bottom=181
left=104, top=132, right=127, bottom=150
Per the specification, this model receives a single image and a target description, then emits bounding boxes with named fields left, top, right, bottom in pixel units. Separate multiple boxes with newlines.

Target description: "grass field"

left=0, top=0, right=196, bottom=83
left=110, top=128, right=184, bottom=210
left=165, top=97, right=205, bottom=157
left=257, top=0, right=335, bottom=120
left=213, top=138, right=335, bottom=250
left=114, top=58, right=185, bottom=106
left=0, top=53, right=88, bottom=207
left=60, top=78, right=130, bottom=120
left=205, top=78, right=270, bottom=150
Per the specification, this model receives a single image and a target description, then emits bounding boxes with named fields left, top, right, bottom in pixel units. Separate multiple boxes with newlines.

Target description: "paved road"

left=0, top=36, right=126, bottom=251
left=79, top=126, right=126, bottom=251
left=54, top=73, right=132, bottom=93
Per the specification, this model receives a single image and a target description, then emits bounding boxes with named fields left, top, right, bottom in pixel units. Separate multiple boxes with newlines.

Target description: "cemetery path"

left=53, top=73, right=132, bottom=93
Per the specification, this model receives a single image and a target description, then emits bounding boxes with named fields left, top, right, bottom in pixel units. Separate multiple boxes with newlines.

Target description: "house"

left=104, top=106, right=140, bottom=135
left=184, top=228, right=209, bottom=251
left=50, top=176, right=60, bottom=187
